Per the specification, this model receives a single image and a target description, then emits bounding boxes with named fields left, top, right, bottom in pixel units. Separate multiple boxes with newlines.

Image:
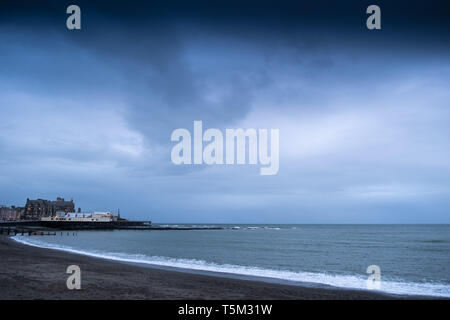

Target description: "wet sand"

left=0, top=236, right=419, bottom=300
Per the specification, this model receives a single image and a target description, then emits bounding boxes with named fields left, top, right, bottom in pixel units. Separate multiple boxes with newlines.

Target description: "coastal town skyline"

left=0, top=196, right=124, bottom=221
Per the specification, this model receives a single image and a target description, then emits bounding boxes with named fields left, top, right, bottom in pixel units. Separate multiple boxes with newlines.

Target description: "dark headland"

left=0, top=235, right=431, bottom=300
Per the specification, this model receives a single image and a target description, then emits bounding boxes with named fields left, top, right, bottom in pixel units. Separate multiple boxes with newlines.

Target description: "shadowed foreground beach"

left=0, top=236, right=421, bottom=300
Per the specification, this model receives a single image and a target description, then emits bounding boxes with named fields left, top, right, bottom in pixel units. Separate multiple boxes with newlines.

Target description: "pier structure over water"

left=0, top=220, right=224, bottom=232
left=0, top=219, right=152, bottom=231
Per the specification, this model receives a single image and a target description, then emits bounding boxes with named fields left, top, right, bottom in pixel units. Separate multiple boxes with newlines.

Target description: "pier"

left=0, top=220, right=224, bottom=233
left=0, top=197, right=224, bottom=233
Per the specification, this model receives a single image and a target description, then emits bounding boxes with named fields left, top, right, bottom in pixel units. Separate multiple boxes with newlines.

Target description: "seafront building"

left=41, top=211, right=118, bottom=222
left=24, top=197, right=75, bottom=220
left=0, top=206, right=23, bottom=221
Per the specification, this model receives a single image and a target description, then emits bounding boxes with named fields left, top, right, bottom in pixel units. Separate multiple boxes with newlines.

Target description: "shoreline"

left=0, top=235, right=433, bottom=300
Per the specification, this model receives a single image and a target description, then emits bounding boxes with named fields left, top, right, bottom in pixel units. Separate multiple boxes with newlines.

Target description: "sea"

left=12, top=224, right=450, bottom=297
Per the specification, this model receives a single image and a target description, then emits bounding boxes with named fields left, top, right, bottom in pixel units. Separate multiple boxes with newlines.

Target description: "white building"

left=41, top=211, right=118, bottom=222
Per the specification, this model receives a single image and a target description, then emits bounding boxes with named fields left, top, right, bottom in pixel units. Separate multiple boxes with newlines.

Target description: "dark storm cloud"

left=2, top=0, right=450, bottom=39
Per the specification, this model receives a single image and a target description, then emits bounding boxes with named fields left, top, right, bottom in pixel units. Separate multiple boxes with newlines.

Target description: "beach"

left=0, top=235, right=418, bottom=300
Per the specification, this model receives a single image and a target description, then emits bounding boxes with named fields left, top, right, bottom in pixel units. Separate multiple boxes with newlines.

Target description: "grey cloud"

left=1, top=1, right=450, bottom=222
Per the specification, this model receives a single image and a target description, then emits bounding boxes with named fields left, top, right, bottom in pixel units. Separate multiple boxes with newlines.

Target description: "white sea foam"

left=12, top=236, right=450, bottom=298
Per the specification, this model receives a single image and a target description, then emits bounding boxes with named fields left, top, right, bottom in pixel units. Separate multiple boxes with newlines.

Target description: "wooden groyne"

left=0, top=221, right=224, bottom=232
left=0, top=227, right=57, bottom=236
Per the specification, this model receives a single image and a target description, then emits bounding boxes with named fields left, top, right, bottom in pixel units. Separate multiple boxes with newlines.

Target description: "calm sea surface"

left=13, top=224, right=450, bottom=297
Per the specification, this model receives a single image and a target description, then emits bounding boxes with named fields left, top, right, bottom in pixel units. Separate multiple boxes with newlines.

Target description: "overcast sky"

left=1, top=0, right=450, bottom=223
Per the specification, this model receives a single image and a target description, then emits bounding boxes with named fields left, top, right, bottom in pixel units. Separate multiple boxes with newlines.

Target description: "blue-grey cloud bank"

left=1, top=0, right=450, bottom=223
